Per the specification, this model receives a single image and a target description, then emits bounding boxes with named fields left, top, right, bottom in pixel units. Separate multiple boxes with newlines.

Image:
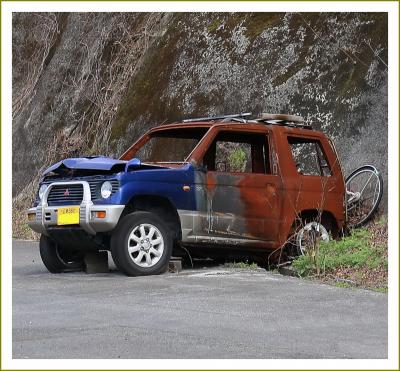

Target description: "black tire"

left=39, top=234, right=84, bottom=273
left=111, top=211, right=173, bottom=276
left=345, top=165, right=383, bottom=228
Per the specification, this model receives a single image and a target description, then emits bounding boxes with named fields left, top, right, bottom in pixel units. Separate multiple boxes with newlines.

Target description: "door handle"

left=266, top=183, right=276, bottom=197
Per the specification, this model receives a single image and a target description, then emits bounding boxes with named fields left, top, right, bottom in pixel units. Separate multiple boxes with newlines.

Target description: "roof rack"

left=255, top=113, right=312, bottom=130
left=181, top=112, right=312, bottom=129
left=183, top=112, right=252, bottom=123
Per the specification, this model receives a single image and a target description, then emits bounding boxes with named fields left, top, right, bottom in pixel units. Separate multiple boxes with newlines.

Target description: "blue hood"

left=43, top=156, right=127, bottom=175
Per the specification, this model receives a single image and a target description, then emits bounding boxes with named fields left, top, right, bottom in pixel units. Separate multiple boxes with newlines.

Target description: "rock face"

left=12, top=12, right=388, bottom=209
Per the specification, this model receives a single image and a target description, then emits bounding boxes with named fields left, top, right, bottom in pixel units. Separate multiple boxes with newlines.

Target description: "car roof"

left=119, top=119, right=328, bottom=161
left=148, top=121, right=326, bottom=139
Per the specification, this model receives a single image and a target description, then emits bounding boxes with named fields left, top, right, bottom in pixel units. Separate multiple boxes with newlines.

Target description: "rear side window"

left=288, top=137, right=332, bottom=176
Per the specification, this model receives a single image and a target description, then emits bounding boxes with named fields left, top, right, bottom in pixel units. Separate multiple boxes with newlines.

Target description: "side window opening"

left=288, top=137, right=332, bottom=176
left=203, top=132, right=270, bottom=174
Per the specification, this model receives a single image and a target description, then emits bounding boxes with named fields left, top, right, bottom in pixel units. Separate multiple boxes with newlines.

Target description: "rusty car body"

left=28, top=113, right=346, bottom=276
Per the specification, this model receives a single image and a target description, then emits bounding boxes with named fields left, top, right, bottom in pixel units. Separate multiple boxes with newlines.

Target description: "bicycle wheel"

left=345, top=165, right=383, bottom=228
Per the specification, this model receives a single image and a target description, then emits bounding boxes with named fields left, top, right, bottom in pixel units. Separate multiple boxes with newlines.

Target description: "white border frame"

left=2, top=1, right=399, bottom=370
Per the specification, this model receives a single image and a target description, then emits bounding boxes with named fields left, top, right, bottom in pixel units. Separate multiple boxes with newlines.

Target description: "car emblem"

left=63, top=189, right=70, bottom=196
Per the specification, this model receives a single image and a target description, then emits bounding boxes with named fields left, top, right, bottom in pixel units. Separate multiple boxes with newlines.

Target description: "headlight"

left=101, top=181, right=113, bottom=199
left=38, top=184, right=48, bottom=200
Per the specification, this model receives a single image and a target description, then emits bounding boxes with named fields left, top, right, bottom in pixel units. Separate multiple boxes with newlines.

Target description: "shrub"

left=292, top=228, right=386, bottom=278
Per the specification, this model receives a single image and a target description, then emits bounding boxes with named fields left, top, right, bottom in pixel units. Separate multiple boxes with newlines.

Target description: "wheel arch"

left=285, top=208, right=339, bottom=239
left=122, top=194, right=182, bottom=242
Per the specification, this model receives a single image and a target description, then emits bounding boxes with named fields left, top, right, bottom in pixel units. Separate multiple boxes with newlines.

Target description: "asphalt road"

left=13, top=240, right=387, bottom=359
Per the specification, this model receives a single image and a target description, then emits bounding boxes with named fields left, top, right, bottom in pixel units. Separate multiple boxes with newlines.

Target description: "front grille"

left=39, top=178, right=119, bottom=205
left=88, top=179, right=119, bottom=200
left=47, top=184, right=84, bottom=206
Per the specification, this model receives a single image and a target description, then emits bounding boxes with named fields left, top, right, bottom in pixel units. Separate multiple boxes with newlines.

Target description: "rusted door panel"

left=286, top=176, right=339, bottom=209
left=196, top=171, right=282, bottom=242
left=274, top=130, right=345, bottom=244
left=278, top=174, right=344, bottom=244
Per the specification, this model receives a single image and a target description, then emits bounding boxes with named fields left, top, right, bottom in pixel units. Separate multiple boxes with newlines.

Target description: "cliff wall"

left=12, top=12, right=388, bottom=233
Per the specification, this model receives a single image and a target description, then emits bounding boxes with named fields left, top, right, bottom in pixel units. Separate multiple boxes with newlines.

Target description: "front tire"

left=111, top=211, right=172, bottom=276
left=39, top=234, right=84, bottom=273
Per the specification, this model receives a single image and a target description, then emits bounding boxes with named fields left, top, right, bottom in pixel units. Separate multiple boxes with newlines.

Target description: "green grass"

left=372, top=287, right=388, bottom=294
left=334, top=281, right=352, bottom=289
left=291, top=226, right=387, bottom=290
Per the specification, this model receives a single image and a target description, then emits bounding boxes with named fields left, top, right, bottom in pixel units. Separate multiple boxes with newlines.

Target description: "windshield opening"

left=129, top=128, right=209, bottom=164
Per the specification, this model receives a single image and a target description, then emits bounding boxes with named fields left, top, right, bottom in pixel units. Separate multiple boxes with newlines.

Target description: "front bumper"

left=27, top=180, right=124, bottom=235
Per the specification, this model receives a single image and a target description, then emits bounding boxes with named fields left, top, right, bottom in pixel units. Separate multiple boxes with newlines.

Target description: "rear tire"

left=111, top=211, right=172, bottom=276
left=39, top=234, right=84, bottom=273
left=295, top=220, right=330, bottom=256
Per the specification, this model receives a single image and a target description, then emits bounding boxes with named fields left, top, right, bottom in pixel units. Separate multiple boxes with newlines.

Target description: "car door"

left=197, top=129, right=282, bottom=243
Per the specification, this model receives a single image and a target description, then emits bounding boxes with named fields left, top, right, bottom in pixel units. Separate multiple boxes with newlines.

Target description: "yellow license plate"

left=57, top=206, right=80, bottom=225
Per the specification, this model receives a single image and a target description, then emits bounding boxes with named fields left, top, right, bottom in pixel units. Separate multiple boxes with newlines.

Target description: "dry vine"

left=12, top=13, right=169, bottom=238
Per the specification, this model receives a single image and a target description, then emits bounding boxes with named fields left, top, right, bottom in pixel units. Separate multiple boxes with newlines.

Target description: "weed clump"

left=292, top=220, right=387, bottom=291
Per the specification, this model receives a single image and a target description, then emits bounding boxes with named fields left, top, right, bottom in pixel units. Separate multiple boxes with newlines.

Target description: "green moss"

left=226, top=261, right=259, bottom=270
left=243, top=13, right=284, bottom=40
left=207, top=18, right=221, bottom=33
left=334, top=281, right=352, bottom=289
left=223, top=13, right=246, bottom=32
left=110, top=15, right=185, bottom=144
left=209, top=13, right=284, bottom=42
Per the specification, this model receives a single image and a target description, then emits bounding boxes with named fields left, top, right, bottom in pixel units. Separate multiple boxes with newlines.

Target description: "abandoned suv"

left=28, top=113, right=346, bottom=276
